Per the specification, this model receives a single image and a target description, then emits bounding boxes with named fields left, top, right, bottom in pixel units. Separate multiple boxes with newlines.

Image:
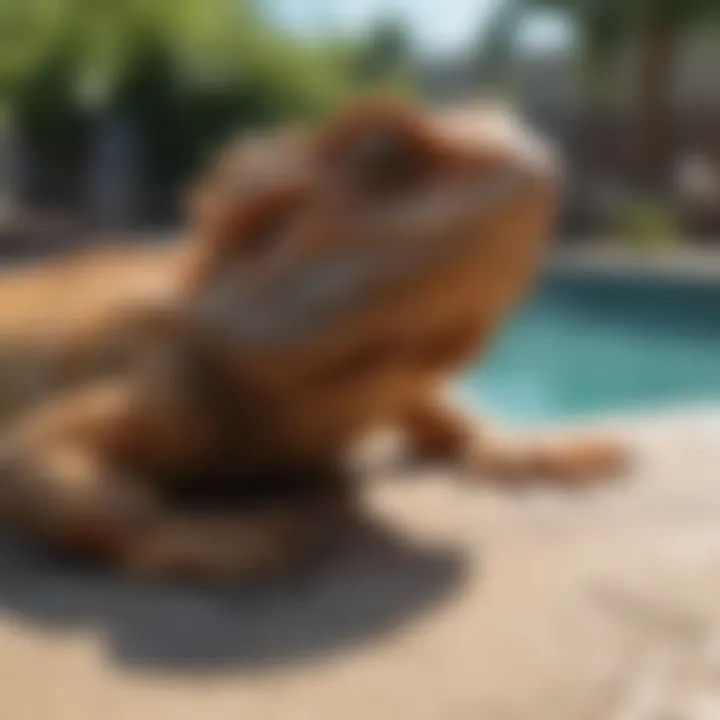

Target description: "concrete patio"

left=0, top=411, right=719, bottom=719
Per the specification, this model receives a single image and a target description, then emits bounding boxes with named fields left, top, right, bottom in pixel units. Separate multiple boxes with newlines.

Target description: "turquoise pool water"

left=459, top=275, right=720, bottom=426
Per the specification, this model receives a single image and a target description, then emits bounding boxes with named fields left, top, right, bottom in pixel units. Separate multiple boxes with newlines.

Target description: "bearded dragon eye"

left=247, top=210, right=291, bottom=256
left=353, top=126, right=412, bottom=174
left=337, top=124, right=430, bottom=200
left=240, top=189, right=306, bottom=259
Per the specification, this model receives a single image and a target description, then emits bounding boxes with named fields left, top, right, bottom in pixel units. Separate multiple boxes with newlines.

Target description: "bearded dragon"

left=0, top=99, right=625, bottom=582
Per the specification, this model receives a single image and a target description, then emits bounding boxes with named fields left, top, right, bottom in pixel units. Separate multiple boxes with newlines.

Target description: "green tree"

left=0, top=0, right=358, bottom=220
left=354, top=16, right=415, bottom=92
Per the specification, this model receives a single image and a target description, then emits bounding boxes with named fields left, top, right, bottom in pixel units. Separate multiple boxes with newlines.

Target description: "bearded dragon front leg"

left=401, top=393, right=628, bottom=486
left=0, top=380, right=348, bottom=584
left=0, top=444, right=337, bottom=584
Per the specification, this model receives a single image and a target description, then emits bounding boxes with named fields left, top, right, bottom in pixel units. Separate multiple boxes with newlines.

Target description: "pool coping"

left=549, top=246, right=720, bottom=284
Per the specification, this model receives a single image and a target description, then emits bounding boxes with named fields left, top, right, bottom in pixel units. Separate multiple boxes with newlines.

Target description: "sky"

left=266, top=0, right=504, bottom=55
left=266, top=0, right=571, bottom=56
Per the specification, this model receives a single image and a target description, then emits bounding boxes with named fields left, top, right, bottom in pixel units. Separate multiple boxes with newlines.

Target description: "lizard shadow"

left=0, top=513, right=467, bottom=672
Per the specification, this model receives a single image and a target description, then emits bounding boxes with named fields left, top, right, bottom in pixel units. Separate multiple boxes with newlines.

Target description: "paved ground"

left=0, top=411, right=720, bottom=719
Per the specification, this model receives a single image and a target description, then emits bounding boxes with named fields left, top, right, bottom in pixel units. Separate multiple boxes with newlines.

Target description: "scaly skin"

left=0, top=98, right=626, bottom=582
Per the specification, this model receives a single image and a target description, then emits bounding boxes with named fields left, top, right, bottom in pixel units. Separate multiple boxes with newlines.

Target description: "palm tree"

left=482, top=0, right=720, bottom=192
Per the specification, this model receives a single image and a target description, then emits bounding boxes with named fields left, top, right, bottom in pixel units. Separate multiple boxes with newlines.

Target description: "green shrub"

left=612, top=199, right=683, bottom=251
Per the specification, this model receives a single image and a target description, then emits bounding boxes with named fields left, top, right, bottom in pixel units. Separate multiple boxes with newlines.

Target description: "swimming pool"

left=459, top=274, right=720, bottom=426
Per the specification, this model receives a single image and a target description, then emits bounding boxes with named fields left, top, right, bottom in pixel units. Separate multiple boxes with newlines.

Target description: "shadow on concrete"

left=0, top=518, right=467, bottom=672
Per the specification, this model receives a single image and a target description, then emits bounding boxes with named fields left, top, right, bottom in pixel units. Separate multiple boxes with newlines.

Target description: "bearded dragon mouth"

left=194, top=164, right=536, bottom=349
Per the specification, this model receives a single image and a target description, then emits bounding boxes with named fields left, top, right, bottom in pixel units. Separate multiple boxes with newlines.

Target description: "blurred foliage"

left=510, top=0, right=720, bottom=75
left=0, top=0, right=415, bottom=196
left=482, top=0, right=720, bottom=189
left=471, top=1, right=522, bottom=91
left=612, top=198, right=682, bottom=251
left=481, top=0, right=720, bottom=88
left=352, top=16, right=413, bottom=87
